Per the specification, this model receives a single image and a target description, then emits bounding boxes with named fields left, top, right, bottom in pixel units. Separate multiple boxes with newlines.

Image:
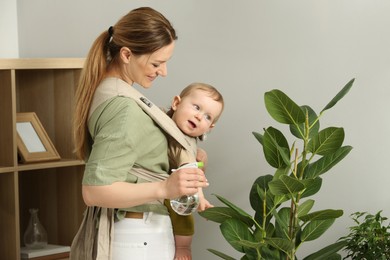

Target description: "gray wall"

left=0, top=0, right=18, bottom=57
left=8, top=0, right=390, bottom=258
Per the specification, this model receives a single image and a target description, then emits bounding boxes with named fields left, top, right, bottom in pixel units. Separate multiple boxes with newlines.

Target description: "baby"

left=165, top=82, right=224, bottom=260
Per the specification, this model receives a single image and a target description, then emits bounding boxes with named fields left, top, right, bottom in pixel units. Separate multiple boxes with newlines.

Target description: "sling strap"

left=89, top=77, right=195, bottom=155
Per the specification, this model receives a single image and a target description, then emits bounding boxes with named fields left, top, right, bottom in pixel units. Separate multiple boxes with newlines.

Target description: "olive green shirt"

left=84, top=96, right=169, bottom=185
left=83, top=85, right=170, bottom=214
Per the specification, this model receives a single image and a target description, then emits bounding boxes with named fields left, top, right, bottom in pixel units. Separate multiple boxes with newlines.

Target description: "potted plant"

left=199, top=79, right=355, bottom=260
left=338, top=211, right=390, bottom=259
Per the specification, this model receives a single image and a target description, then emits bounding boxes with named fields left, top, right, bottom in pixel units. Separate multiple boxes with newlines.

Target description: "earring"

left=200, top=133, right=207, bottom=141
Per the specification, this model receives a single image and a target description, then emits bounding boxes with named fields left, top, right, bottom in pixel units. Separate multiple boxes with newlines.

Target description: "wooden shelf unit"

left=0, top=58, right=86, bottom=260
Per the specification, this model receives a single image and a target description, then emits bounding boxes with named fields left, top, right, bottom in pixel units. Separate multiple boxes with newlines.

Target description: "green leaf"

left=321, top=78, right=355, bottom=113
left=252, top=131, right=263, bottom=146
left=207, top=248, right=237, bottom=260
left=255, top=185, right=266, bottom=202
left=199, top=206, right=253, bottom=227
left=303, top=241, right=347, bottom=260
left=234, top=239, right=261, bottom=249
left=260, top=246, right=281, bottom=260
left=263, top=127, right=291, bottom=168
left=269, top=175, right=306, bottom=196
left=214, top=194, right=253, bottom=219
left=274, top=166, right=291, bottom=179
left=264, top=89, right=306, bottom=125
left=274, top=207, right=291, bottom=239
left=300, top=209, right=343, bottom=223
left=265, top=222, right=275, bottom=238
left=323, top=254, right=342, bottom=260
left=300, top=178, right=322, bottom=198
left=290, top=105, right=320, bottom=139
left=264, top=237, right=295, bottom=255
left=298, top=199, right=315, bottom=217
left=220, top=219, right=255, bottom=253
left=301, top=219, right=335, bottom=241
left=250, top=175, right=273, bottom=212
left=253, top=225, right=264, bottom=241
left=243, top=247, right=259, bottom=260
left=305, top=146, right=353, bottom=178
left=307, top=127, right=345, bottom=156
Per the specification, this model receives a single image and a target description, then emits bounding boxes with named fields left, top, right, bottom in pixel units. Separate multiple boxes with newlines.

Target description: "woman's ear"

left=119, top=47, right=132, bottom=64
left=171, top=95, right=181, bottom=111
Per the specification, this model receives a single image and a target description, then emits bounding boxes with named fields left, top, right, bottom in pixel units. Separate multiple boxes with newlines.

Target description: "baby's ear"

left=171, top=95, right=181, bottom=111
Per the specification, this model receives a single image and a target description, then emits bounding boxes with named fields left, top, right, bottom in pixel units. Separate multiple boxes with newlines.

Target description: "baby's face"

left=171, top=90, right=222, bottom=137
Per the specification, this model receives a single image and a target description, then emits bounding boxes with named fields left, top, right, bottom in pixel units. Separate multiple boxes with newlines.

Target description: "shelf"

left=17, top=159, right=85, bottom=172
left=0, top=58, right=86, bottom=260
left=0, top=160, right=85, bottom=174
left=0, top=166, right=16, bottom=174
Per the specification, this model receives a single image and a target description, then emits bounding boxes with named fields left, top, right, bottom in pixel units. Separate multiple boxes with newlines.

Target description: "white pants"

left=112, top=212, right=175, bottom=260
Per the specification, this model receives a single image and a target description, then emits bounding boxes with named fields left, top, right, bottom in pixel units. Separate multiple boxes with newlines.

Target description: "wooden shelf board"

left=0, top=160, right=84, bottom=173
left=0, top=166, right=16, bottom=174
left=17, top=159, right=85, bottom=172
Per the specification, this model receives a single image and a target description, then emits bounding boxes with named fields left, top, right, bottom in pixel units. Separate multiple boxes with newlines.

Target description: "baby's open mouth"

left=188, top=120, right=196, bottom=128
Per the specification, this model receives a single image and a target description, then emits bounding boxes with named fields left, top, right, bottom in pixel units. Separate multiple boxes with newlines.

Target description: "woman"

left=72, top=7, right=209, bottom=260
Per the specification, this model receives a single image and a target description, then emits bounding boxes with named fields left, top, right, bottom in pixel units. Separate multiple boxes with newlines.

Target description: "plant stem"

left=289, top=111, right=311, bottom=259
left=262, top=190, right=267, bottom=240
left=289, top=149, right=300, bottom=259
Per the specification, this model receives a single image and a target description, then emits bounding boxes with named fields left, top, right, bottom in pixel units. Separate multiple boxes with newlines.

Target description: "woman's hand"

left=162, top=167, right=209, bottom=199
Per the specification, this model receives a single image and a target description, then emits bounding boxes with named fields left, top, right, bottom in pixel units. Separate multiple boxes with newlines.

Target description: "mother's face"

left=126, top=41, right=175, bottom=88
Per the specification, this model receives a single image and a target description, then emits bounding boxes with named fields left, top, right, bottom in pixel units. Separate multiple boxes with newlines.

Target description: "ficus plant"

left=338, top=210, right=390, bottom=259
left=199, top=79, right=355, bottom=260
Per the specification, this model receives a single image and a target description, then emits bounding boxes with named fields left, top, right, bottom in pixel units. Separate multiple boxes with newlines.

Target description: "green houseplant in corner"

left=199, top=79, right=355, bottom=260
left=338, top=210, right=390, bottom=259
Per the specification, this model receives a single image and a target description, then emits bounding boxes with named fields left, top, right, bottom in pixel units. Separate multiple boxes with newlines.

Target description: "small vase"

left=23, top=208, right=48, bottom=249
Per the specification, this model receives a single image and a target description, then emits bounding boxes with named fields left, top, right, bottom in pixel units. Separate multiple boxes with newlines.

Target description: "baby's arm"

left=196, top=147, right=208, bottom=171
left=196, top=147, right=214, bottom=211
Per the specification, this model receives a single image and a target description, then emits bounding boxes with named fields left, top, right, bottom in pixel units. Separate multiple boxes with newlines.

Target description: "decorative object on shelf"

left=16, top=112, right=60, bottom=163
left=23, top=208, right=48, bottom=249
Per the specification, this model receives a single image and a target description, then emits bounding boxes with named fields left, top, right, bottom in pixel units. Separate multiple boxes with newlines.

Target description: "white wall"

left=0, top=0, right=19, bottom=57
left=15, top=0, right=390, bottom=259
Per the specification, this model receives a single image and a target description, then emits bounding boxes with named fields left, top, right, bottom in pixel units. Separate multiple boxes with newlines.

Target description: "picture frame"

left=16, top=112, right=61, bottom=163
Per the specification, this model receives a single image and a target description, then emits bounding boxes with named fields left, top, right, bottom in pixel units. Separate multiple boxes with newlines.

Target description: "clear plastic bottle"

left=23, top=208, right=48, bottom=249
left=170, top=162, right=203, bottom=216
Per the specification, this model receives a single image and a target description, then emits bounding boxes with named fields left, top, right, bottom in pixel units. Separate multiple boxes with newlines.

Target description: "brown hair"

left=73, top=7, right=177, bottom=159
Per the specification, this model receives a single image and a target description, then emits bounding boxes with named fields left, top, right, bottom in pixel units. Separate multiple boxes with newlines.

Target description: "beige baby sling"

left=70, top=78, right=196, bottom=260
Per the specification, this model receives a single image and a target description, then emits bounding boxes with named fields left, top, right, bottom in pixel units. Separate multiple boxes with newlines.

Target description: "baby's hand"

left=197, top=188, right=214, bottom=212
